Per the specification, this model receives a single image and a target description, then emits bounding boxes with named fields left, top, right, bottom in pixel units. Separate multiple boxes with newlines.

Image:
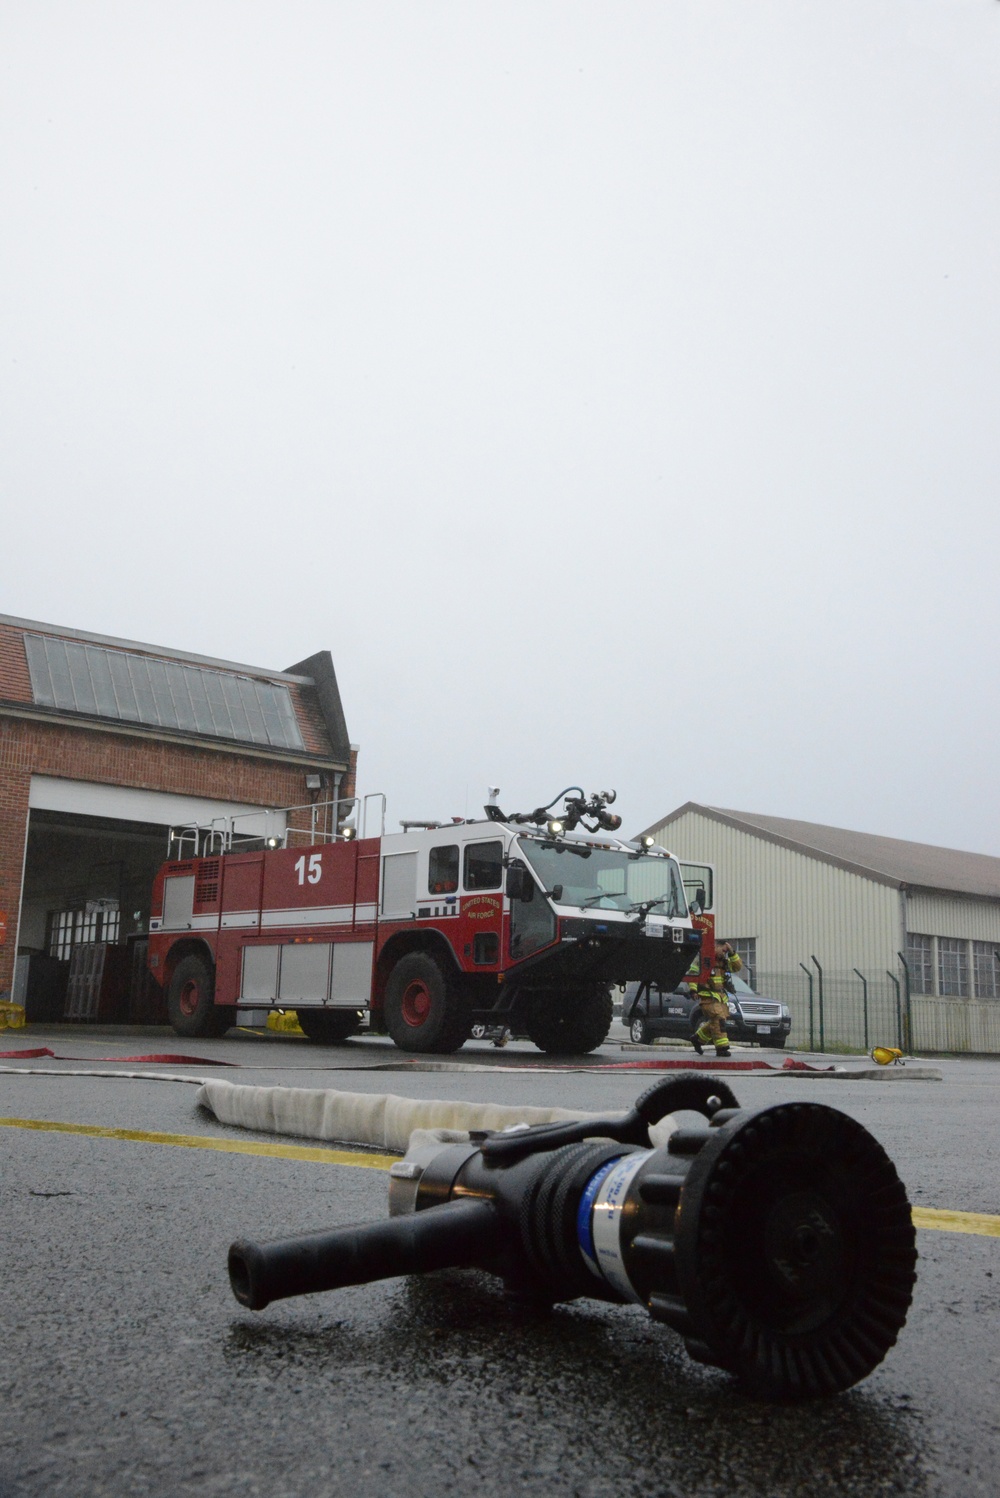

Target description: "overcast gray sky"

left=2, top=1, right=998, bottom=851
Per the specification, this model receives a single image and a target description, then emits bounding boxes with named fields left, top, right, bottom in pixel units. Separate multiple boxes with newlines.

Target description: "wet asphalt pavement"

left=2, top=1025, right=998, bottom=1497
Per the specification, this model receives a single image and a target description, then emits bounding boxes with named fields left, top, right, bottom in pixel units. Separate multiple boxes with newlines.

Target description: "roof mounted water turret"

left=485, top=787, right=623, bottom=837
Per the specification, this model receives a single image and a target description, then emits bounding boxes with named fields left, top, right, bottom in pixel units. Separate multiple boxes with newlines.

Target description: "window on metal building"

left=722, top=938, right=757, bottom=988
left=938, top=937, right=969, bottom=997
left=973, top=942, right=1000, bottom=999
left=906, top=934, right=934, bottom=995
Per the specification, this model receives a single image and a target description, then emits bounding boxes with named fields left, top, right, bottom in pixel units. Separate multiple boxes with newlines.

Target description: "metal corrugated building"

left=639, top=803, right=1000, bottom=1054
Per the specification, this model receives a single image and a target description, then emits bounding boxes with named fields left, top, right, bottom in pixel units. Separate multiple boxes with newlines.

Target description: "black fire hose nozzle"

left=226, top=1077, right=918, bottom=1401
left=229, top=1196, right=499, bottom=1311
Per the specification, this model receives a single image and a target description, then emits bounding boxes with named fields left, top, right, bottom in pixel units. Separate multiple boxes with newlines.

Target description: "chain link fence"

left=756, top=969, right=1000, bottom=1056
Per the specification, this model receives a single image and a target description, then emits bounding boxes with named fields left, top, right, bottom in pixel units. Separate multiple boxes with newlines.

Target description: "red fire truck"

left=147, top=788, right=702, bottom=1055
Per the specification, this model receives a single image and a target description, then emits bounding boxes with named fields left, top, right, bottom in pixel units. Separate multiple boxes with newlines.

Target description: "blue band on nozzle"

left=576, top=1157, right=623, bottom=1279
left=579, top=1150, right=654, bottom=1303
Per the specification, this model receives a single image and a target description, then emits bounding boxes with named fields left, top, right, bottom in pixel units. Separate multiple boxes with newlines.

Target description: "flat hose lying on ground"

left=197, top=1077, right=607, bottom=1154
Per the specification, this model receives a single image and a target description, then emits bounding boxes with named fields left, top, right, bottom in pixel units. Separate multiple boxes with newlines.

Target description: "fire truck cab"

left=147, top=790, right=702, bottom=1055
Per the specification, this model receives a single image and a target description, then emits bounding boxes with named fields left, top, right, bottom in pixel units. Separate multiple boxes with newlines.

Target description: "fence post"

left=853, top=968, right=869, bottom=1052
left=897, top=953, right=913, bottom=1054
left=811, top=955, right=825, bottom=1053
left=799, top=963, right=815, bottom=1051
left=886, top=970, right=902, bottom=1050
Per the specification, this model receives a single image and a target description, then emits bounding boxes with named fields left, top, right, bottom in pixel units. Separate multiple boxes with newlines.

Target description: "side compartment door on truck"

left=336, top=837, right=379, bottom=1008
left=215, top=855, right=265, bottom=1006
left=160, top=870, right=196, bottom=932
left=459, top=838, right=504, bottom=969
left=381, top=848, right=417, bottom=919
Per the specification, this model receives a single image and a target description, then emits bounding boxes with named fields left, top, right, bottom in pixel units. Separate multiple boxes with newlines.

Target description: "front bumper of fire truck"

left=514, top=915, right=701, bottom=991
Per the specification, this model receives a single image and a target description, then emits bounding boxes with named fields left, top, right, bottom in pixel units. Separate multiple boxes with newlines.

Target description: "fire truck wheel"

left=296, top=1009, right=361, bottom=1045
left=525, top=985, right=613, bottom=1056
left=384, top=953, right=469, bottom=1054
left=167, top=955, right=231, bottom=1039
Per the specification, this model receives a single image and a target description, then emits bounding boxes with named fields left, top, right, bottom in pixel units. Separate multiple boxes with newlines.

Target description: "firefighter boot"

left=714, top=1039, right=732, bottom=1060
left=691, top=1027, right=707, bottom=1056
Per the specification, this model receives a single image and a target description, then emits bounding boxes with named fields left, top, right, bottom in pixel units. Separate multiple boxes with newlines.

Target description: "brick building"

left=0, top=613, right=355, bottom=1019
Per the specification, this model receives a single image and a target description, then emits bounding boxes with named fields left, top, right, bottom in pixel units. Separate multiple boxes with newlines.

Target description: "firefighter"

left=691, top=942, right=742, bottom=1058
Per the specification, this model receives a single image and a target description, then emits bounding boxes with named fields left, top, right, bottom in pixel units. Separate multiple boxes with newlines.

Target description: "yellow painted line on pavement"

left=3, top=1116, right=1000, bottom=1232
left=0, top=1116, right=395, bottom=1170
left=912, top=1206, right=1000, bottom=1238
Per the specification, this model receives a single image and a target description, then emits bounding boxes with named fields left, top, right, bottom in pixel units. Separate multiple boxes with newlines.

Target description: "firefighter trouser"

left=696, top=998, right=730, bottom=1049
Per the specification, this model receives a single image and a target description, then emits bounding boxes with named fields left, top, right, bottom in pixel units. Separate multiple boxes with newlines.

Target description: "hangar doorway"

left=12, top=778, right=287, bottom=1024
left=16, top=810, right=170, bottom=1023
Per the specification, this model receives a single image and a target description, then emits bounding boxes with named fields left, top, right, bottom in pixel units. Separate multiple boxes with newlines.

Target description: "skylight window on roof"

left=24, top=634, right=305, bottom=751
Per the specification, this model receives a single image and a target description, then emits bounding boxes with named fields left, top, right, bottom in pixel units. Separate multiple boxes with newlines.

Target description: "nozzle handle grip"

left=480, top=1074, right=740, bottom=1163
left=229, top=1196, right=499, bottom=1310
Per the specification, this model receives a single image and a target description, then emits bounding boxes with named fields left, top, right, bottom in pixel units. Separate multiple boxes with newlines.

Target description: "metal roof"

left=644, top=802, right=1000, bottom=900
left=0, top=614, right=350, bottom=766
left=0, top=612, right=311, bottom=681
left=24, top=632, right=305, bottom=752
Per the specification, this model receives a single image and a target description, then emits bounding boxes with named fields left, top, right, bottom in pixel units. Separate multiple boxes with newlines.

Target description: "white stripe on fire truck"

left=259, top=903, right=379, bottom=929
left=158, top=914, right=237, bottom=933
left=157, top=904, right=382, bottom=934
left=261, top=906, right=354, bottom=928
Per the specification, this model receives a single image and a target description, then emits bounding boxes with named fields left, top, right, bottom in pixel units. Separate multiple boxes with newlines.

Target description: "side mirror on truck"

left=505, top=862, right=533, bottom=902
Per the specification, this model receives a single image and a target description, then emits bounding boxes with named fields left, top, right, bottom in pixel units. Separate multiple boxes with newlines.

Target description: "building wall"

left=652, top=808, right=902, bottom=977
left=905, top=892, right=1000, bottom=943
left=0, top=717, right=355, bottom=994
left=0, top=763, right=30, bottom=993
left=903, top=891, right=1000, bottom=1052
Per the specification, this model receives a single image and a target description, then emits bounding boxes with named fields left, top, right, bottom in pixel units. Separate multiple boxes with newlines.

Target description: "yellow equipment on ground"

left=266, top=1010, right=305, bottom=1035
left=871, top=1046, right=904, bottom=1065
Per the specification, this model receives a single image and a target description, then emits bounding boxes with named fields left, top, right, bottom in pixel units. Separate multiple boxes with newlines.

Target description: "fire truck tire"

left=525, top=984, right=613, bottom=1056
left=384, top=953, right=469, bottom=1054
left=296, top=1009, right=361, bottom=1045
left=167, top=955, right=231, bottom=1039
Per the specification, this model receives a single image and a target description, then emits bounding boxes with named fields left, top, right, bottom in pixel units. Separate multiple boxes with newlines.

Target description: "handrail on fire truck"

left=167, top=793, right=387, bottom=859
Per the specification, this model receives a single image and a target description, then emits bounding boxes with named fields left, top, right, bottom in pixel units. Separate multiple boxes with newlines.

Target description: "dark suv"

left=622, top=973, right=791, bottom=1049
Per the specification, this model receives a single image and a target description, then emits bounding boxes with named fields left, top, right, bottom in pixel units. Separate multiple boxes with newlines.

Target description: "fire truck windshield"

left=518, top=839, right=687, bottom=917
